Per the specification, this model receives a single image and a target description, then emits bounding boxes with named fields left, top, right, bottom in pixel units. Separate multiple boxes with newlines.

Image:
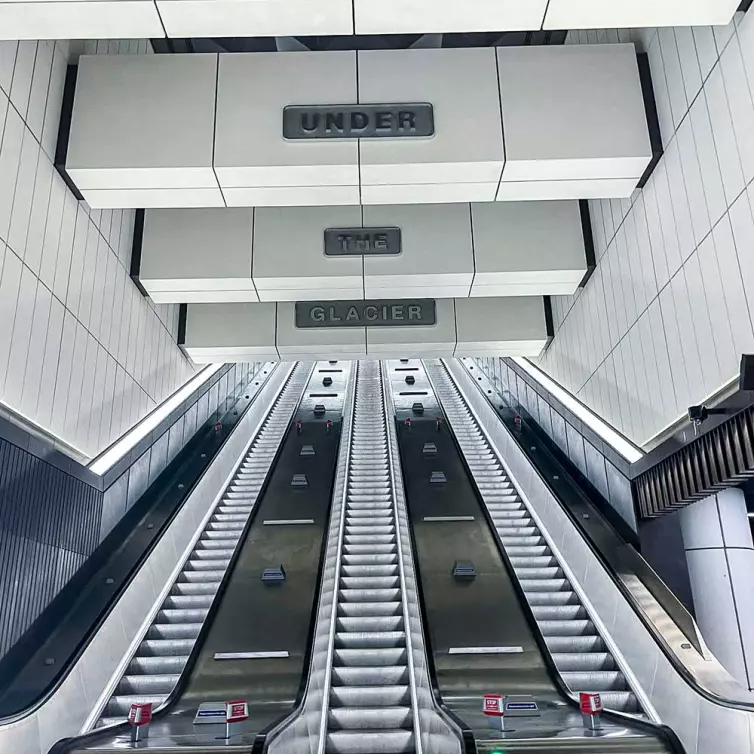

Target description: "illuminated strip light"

left=510, top=357, right=644, bottom=464
left=89, top=364, right=224, bottom=475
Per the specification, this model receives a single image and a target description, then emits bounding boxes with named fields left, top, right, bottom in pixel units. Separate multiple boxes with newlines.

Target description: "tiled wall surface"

left=473, top=356, right=637, bottom=531
left=539, top=12, right=754, bottom=447
left=0, top=37, right=198, bottom=461
left=0, top=360, right=262, bottom=661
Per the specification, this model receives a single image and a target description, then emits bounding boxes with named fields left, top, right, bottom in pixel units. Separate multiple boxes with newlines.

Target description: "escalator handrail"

left=425, top=360, right=687, bottom=754
left=46, top=362, right=306, bottom=753
left=453, top=357, right=754, bottom=713
left=0, top=362, right=280, bottom=725
left=380, top=362, right=469, bottom=754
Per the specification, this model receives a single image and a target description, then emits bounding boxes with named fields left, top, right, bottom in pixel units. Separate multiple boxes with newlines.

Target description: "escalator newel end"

left=291, top=473, right=308, bottom=487
left=430, top=471, right=447, bottom=484
left=300, top=445, right=316, bottom=457
left=261, top=566, right=286, bottom=583
left=452, top=560, right=476, bottom=580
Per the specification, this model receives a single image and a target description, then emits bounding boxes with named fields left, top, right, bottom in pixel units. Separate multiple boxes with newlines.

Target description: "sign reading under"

left=324, top=227, right=401, bottom=256
left=283, top=104, right=434, bottom=139
left=295, top=299, right=436, bottom=328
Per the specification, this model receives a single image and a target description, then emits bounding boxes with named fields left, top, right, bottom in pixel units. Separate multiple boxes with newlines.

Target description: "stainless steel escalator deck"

left=423, top=359, right=643, bottom=717
left=326, top=360, right=416, bottom=754
left=93, top=363, right=312, bottom=729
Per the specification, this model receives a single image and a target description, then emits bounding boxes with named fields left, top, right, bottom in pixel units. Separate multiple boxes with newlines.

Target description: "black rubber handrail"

left=432, top=371, right=686, bottom=754
left=0, top=365, right=276, bottom=721
left=459, top=359, right=754, bottom=713
left=49, top=364, right=310, bottom=753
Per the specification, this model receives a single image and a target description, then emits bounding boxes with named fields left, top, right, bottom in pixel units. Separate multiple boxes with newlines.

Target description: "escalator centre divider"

left=266, top=361, right=463, bottom=754
left=0, top=361, right=300, bottom=754
left=82, top=361, right=315, bottom=733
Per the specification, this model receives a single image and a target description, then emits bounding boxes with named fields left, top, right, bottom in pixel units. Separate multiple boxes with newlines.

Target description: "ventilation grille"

left=634, top=407, right=754, bottom=518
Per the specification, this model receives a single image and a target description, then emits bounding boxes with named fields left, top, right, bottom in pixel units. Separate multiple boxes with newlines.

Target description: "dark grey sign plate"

left=283, top=103, right=434, bottom=139
left=324, top=227, right=401, bottom=256
left=296, top=299, right=436, bottom=328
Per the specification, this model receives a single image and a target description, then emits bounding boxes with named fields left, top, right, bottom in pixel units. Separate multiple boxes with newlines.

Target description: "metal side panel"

left=442, top=357, right=754, bottom=754
left=0, top=363, right=296, bottom=754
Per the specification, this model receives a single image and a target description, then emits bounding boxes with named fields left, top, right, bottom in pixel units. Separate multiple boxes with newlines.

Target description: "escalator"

left=95, top=371, right=305, bottom=727
left=47, top=361, right=348, bottom=752
left=265, top=360, right=462, bottom=754
left=391, top=358, right=679, bottom=754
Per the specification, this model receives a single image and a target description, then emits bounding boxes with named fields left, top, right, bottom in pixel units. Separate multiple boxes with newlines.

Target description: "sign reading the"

left=283, top=104, right=434, bottom=139
left=324, top=227, right=401, bottom=256
left=295, top=299, right=436, bottom=329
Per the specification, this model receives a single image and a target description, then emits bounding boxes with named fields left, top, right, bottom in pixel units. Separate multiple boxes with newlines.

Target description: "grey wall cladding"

left=0, top=439, right=100, bottom=656
left=0, top=360, right=264, bottom=663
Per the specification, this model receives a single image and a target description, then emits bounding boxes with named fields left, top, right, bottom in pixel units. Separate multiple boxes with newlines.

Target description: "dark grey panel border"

left=636, top=52, right=663, bottom=190
left=53, top=64, right=84, bottom=202
left=577, top=200, right=596, bottom=289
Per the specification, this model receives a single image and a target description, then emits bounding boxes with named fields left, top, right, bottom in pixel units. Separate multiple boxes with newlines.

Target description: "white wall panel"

left=0, top=40, right=196, bottom=460
left=539, top=14, right=754, bottom=447
left=253, top=205, right=362, bottom=301
left=140, top=200, right=587, bottom=304
left=543, top=0, right=740, bottom=30
left=358, top=48, right=504, bottom=203
left=140, top=208, right=256, bottom=300
left=67, top=54, right=222, bottom=204
left=496, top=45, right=651, bottom=198
left=354, top=0, right=547, bottom=35
left=470, top=200, right=586, bottom=297
left=157, top=0, right=353, bottom=38
left=182, top=297, right=549, bottom=362
left=214, top=52, right=359, bottom=208
left=65, top=46, right=652, bottom=208
left=363, top=203, right=473, bottom=299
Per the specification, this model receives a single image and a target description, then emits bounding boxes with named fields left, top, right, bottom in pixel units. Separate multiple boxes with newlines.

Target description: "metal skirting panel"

left=634, top=406, right=754, bottom=518
left=0, top=439, right=102, bottom=657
